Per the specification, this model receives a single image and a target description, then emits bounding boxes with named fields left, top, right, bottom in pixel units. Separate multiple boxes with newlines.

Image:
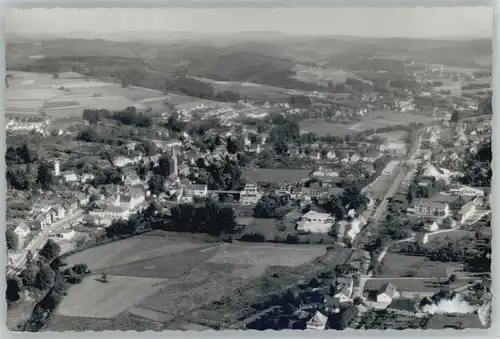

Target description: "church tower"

left=171, top=146, right=178, bottom=176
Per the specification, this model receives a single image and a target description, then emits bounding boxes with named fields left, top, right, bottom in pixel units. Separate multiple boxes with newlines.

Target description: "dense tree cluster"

left=254, top=194, right=290, bottom=218
left=460, top=141, right=492, bottom=187
left=169, top=200, right=237, bottom=236
left=406, top=176, right=448, bottom=203
left=5, top=144, right=36, bottom=166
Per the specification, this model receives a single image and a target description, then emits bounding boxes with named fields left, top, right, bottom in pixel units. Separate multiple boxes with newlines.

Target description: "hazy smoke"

left=420, top=294, right=476, bottom=315
left=347, top=216, right=366, bottom=240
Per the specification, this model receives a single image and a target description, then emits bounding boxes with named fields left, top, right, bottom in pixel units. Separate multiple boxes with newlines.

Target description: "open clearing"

left=49, top=233, right=329, bottom=330
left=244, top=168, right=311, bottom=184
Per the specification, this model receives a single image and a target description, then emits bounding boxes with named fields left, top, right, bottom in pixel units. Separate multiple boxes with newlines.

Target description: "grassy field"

left=299, top=120, right=355, bottom=136
left=377, top=253, right=462, bottom=278
left=299, top=110, right=432, bottom=136
left=293, top=65, right=359, bottom=86
left=56, top=276, right=169, bottom=319
left=46, top=233, right=330, bottom=331
left=243, top=168, right=311, bottom=184
left=6, top=71, right=169, bottom=114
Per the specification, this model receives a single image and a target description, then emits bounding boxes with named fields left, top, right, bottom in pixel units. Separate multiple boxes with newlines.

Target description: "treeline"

left=168, top=200, right=237, bottom=236
left=460, top=140, right=492, bottom=187
left=8, top=240, right=91, bottom=332
left=82, top=106, right=151, bottom=127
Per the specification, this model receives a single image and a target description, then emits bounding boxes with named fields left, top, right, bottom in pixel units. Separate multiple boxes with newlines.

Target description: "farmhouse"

left=296, top=210, right=334, bottom=234
left=376, top=282, right=398, bottom=303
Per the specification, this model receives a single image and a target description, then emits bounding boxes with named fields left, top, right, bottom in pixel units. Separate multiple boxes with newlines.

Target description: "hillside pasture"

left=293, top=65, right=359, bottom=85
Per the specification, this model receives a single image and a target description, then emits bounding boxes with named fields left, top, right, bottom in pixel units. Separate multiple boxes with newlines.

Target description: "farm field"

left=47, top=233, right=330, bottom=331
left=299, top=120, right=354, bottom=136
left=243, top=168, right=310, bottom=184
left=366, top=172, right=399, bottom=199
left=6, top=71, right=174, bottom=115
left=293, top=65, right=359, bottom=85
left=300, top=110, right=433, bottom=136
left=371, top=130, right=407, bottom=143
left=377, top=253, right=463, bottom=278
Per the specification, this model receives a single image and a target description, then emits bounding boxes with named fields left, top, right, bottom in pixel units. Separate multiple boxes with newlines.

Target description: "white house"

left=182, top=184, right=208, bottom=202
left=326, top=150, right=337, bottom=160
left=63, top=171, right=79, bottom=182
left=50, top=204, right=66, bottom=221
left=334, top=276, right=354, bottom=303
left=424, top=221, right=439, bottom=232
left=81, top=173, right=95, bottom=183
left=14, top=222, right=30, bottom=247
left=124, top=173, right=141, bottom=186
left=240, top=183, right=262, bottom=205
left=310, top=151, right=321, bottom=161
left=376, top=282, right=398, bottom=303
left=91, top=205, right=130, bottom=221
left=458, top=201, right=476, bottom=224
left=119, top=186, right=146, bottom=210
left=306, top=311, right=328, bottom=330
left=296, top=211, right=334, bottom=234
left=350, top=153, right=360, bottom=163
left=413, top=199, right=450, bottom=218
left=449, top=185, right=485, bottom=197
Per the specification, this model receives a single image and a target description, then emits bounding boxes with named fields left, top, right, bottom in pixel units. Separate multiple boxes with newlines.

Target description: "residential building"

left=350, top=153, right=360, bottom=163
left=412, top=199, right=450, bottom=217
left=91, top=205, right=130, bottom=221
left=33, top=215, right=49, bottom=231
left=296, top=211, right=334, bottom=234
left=81, top=173, right=94, bottom=183
left=376, top=282, right=398, bottom=303
left=306, top=311, right=328, bottom=330
left=14, top=222, right=30, bottom=248
left=53, top=160, right=60, bottom=177
left=424, top=221, right=439, bottom=232
left=63, top=171, right=78, bottom=182
left=119, top=187, right=146, bottom=210
left=62, top=199, right=79, bottom=215
left=334, top=276, right=354, bottom=303
left=76, top=193, right=90, bottom=207
left=249, top=144, right=261, bottom=154
left=449, top=185, right=485, bottom=197
left=240, top=183, right=263, bottom=205
left=50, top=204, right=66, bottom=221
left=124, top=172, right=141, bottom=186
left=182, top=184, right=208, bottom=202
left=458, top=201, right=476, bottom=223
left=326, top=150, right=337, bottom=160
left=310, top=151, right=321, bottom=161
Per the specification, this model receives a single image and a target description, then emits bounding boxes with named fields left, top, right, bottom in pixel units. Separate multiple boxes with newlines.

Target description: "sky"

left=5, top=7, right=493, bottom=39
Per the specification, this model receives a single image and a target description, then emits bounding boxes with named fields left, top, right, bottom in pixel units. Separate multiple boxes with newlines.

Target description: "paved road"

left=8, top=210, right=84, bottom=273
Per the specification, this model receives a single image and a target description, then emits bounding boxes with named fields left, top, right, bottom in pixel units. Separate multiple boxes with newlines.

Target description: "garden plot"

left=56, top=275, right=169, bottom=319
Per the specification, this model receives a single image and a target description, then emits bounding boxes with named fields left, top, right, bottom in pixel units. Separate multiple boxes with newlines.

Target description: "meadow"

left=47, top=233, right=331, bottom=330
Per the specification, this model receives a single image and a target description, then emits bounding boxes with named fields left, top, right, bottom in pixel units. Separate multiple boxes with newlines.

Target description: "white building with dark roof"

left=296, top=211, right=334, bottom=234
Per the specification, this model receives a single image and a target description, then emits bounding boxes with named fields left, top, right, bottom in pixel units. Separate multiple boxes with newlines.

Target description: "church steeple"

left=171, top=146, right=178, bottom=176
